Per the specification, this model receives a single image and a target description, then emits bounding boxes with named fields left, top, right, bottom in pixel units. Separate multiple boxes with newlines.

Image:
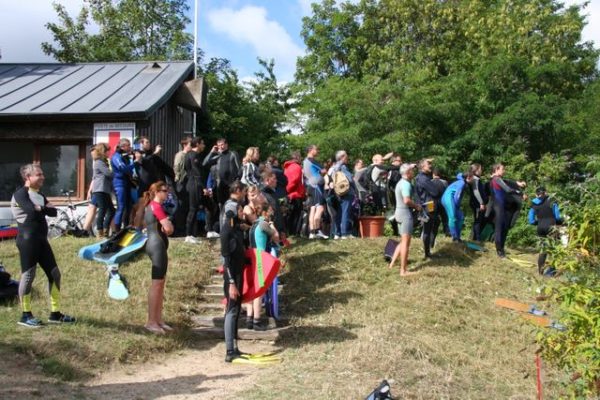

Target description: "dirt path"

left=0, top=341, right=278, bottom=400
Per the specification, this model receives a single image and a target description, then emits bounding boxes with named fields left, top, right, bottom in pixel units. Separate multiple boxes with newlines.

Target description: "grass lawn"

left=0, top=234, right=567, bottom=398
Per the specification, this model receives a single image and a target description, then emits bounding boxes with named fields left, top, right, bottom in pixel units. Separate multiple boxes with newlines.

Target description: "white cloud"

left=0, top=0, right=89, bottom=62
left=207, top=5, right=305, bottom=82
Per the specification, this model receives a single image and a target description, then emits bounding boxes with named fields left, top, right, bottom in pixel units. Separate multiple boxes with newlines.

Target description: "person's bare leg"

left=313, top=205, right=324, bottom=230
left=252, top=297, right=261, bottom=321
left=400, top=235, right=416, bottom=276
left=156, top=279, right=172, bottom=331
left=146, top=279, right=165, bottom=334
left=309, top=206, right=317, bottom=231
left=83, top=204, right=96, bottom=232
left=388, top=241, right=402, bottom=269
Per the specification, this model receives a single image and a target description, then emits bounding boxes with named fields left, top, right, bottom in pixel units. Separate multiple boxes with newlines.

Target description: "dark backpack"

left=365, top=380, right=395, bottom=400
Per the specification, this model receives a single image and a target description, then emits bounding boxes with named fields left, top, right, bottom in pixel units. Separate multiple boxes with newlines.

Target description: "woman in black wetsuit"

left=136, top=181, right=174, bottom=334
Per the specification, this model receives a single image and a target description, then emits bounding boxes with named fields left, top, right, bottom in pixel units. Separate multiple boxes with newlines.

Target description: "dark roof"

left=0, top=61, right=195, bottom=121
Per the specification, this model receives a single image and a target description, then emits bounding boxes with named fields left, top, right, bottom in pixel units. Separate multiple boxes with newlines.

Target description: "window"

left=0, top=142, right=88, bottom=203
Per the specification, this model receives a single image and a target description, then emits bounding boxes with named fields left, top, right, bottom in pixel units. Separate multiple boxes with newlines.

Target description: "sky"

left=0, top=0, right=598, bottom=83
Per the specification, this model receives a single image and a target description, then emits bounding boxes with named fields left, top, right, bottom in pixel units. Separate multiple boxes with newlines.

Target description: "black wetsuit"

left=184, top=151, right=205, bottom=237
left=144, top=201, right=169, bottom=279
left=220, top=205, right=245, bottom=355
left=10, top=187, right=60, bottom=315
left=416, top=172, right=445, bottom=257
left=528, top=196, right=562, bottom=273
left=468, top=176, right=488, bottom=241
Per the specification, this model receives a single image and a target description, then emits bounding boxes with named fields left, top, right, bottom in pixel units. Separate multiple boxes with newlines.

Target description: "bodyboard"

left=78, top=229, right=147, bottom=265
left=521, top=314, right=565, bottom=331
left=242, top=248, right=281, bottom=303
left=384, top=239, right=399, bottom=261
left=480, top=223, right=494, bottom=242
left=266, top=275, right=280, bottom=320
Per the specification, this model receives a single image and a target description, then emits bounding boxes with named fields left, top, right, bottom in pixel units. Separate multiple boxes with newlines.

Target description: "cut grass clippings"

left=0, top=234, right=568, bottom=398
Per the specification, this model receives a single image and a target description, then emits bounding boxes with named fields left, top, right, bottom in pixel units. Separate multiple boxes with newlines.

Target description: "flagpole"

left=192, top=0, right=198, bottom=137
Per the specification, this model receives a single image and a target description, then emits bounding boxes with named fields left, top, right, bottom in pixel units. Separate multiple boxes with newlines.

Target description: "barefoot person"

left=388, top=163, right=422, bottom=276
left=136, top=181, right=174, bottom=334
left=11, top=164, right=76, bottom=327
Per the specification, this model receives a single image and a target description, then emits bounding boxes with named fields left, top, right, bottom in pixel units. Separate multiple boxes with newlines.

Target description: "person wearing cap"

left=528, top=186, right=562, bottom=275
left=415, top=158, right=445, bottom=258
left=388, top=163, right=422, bottom=276
left=441, top=172, right=474, bottom=242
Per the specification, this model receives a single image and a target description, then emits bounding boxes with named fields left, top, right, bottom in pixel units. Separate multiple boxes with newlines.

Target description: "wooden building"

left=0, top=61, right=206, bottom=214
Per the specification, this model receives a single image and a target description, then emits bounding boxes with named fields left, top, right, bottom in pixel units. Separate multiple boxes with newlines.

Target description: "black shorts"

left=306, top=185, right=324, bottom=207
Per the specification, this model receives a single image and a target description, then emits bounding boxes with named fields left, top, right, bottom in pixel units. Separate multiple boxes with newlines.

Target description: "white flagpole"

left=192, top=0, right=198, bottom=137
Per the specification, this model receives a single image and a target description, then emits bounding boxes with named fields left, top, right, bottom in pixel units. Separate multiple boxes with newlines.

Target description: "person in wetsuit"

left=441, top=172, right=474, bottom=242
left=11, top=164, right=76, bottom=328
left=220, top=181, right=248, bottom=362
left=467, top=163, right=488, bottom=241
left=489, top=163, right=526, bottom=258
left=528, top=186, right=562, bottom=275
left=202, top=138, right=241, bottom=213
left=415, top=158, right=445, bottom=257
left=184, top=137, right=206, bottom=244
left=111, top=139, right=140, bottom=230
left=136, top=181, right=174, bottom=334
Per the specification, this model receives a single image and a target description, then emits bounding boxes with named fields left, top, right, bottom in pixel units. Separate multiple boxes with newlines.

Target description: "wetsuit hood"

left=456, top=172, right=464, bottom=180
left=532, top=196, right=547, bottom=206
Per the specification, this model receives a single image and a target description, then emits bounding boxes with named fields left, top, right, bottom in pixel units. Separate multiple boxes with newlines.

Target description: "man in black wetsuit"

left=10, top=164, right=75, bottom=328
left=136, top=136, right=175, bottom=195
left=415, top=158, right=444, bottom=258
left=220, top=181, right=248, bottom=362
left=203, top=138, right=241, bottom=213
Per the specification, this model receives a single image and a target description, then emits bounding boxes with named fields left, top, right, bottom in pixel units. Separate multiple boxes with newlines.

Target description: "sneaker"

left=333, top=235, right=341, bottom=240
left=316, top=231, right=329, bottom=239
left=48, top=312, right=76, bottom=324
left=206, top=231, right=220, bottom=239
left=184, top=236, right=201, bottom=244
left=309, top=233, right=316, bottom=239
left=246, top=318, right=254, bottom=330
left=18, top=315, right=43, bottom=328
left=341, top=235, right=355, bottom=240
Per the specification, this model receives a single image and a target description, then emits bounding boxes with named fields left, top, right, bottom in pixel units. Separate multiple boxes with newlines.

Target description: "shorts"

left=395, top=208, right=414, bottom=235
left=306, top=185, right=324, bottom=207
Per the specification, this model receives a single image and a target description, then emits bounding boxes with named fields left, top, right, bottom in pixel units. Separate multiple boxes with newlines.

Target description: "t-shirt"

left=303, top=157, right=324, bottom=187
left=395, top=179, right=412, bottom=211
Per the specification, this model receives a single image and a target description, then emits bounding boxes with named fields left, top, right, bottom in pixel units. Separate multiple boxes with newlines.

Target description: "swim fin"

left=231, top=355, right=281, bottom=365
left=465, top=241, right=486, bottom=252
left=107, top=268, right=129, bottom=300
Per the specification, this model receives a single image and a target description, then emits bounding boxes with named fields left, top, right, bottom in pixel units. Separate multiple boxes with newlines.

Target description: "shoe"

left=184, top=236, right=201, bottom=244
left=341, top=235, right=355, bottom=240
left=316, top=231, right=329, bottom=239
left=253, top=319, right=268, bottom=331
left=333, top=235, right=341, bottom=240
left=246, top=318, right=253, bottom=330
left=309, top=233, right=316, bottom=239
left=206, top=231, right=220, bottom=239
left=18, top=315, right=43, bottom=328
left=48, top=312, right=76, bottom=324
left=225, top=351, right=238, bottom=363
left=497, top=250, right=506, bottom=258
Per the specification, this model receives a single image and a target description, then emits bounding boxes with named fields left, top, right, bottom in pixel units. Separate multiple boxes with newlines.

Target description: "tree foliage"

left=42, top=0, right=192, bottom=62
left=292, top=0, right=599, bottom=170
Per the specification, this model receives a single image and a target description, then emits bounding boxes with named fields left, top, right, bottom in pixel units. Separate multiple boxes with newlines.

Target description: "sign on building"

left=93, top=123, right=136, bottom=157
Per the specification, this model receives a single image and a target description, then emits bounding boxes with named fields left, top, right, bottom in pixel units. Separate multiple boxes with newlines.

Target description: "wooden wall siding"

left=0, top=121, right=93, bottom=140
left=137, top=99, right=194, bottom=166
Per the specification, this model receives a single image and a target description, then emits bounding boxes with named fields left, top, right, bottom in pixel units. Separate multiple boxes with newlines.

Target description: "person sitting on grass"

left=246, top=203, right=280, bottom=331
left=11, top=164, right=76, bottom=327
left=135, top=181, right=174, bottom=334
left=441, top=172, right=474, bottom=243
left=388, top=163, right=422, bottom=276
left=528, top=186, right=562, bottom=275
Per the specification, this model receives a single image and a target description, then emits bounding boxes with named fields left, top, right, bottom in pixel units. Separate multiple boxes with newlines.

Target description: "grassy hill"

left=0, top=235, right=566, bottom=398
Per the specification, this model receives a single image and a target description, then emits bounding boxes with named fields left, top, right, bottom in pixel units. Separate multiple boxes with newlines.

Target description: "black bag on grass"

left=365, top=380, right=395, bottom=400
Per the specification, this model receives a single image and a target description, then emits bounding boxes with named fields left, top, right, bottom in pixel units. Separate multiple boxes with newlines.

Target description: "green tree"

left=42, top=0, right=192, bottom=62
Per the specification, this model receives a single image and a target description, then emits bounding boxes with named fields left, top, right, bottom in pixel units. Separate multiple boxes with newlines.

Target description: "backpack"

left=333, top=169, right=351, bottom=196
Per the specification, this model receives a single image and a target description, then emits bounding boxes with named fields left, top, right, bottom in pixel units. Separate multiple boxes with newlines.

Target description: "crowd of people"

left=7, top=138, right=563, bottom=362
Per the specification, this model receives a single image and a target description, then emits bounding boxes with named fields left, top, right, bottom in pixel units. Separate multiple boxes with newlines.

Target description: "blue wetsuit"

left=111, top=150, right=136, bottom=229
left=441, top=173, right=468, bottom=241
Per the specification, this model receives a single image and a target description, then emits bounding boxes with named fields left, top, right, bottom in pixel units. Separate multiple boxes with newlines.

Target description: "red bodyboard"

left=242, top=248, right=280, bottom=303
